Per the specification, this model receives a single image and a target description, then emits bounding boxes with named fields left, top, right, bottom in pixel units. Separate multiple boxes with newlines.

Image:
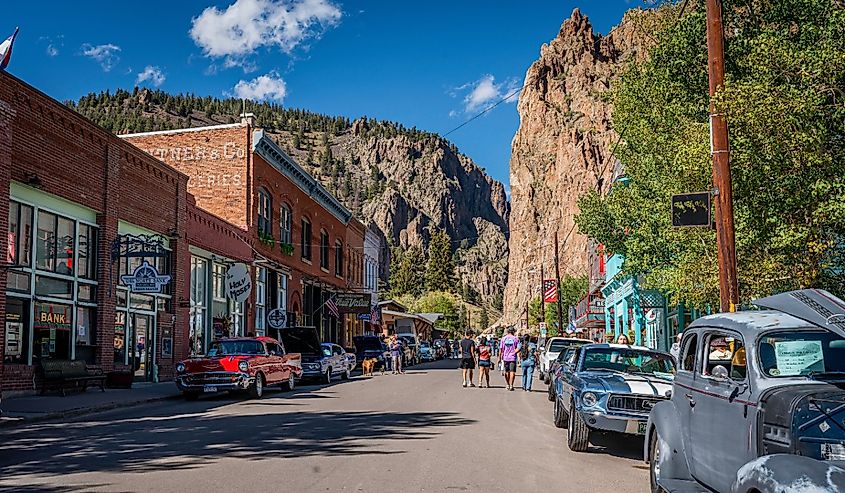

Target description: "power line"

left=442, top=78, right=532, bottom=138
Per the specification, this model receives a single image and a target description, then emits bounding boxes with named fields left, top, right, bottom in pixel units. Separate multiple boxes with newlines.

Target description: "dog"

left=362, top=358, right=378, bottom=376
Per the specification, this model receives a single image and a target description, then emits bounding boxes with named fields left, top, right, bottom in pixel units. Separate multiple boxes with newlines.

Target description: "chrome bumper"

left=175, top=371, right=253, bottom=392
left=576, top=408, right=650, bottom=435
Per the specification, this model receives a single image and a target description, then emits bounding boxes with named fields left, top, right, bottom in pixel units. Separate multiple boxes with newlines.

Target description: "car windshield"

left=207, top=340, right=265, bottom=356
left=759, top=330, right=845, bottom=378
left=582, top=348, right=675, bottom=377
left=548, top=340, right=571, bottom=352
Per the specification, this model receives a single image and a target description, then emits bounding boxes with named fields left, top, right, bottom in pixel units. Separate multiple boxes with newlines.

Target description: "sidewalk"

left=0, top=381, right=180, bottom=427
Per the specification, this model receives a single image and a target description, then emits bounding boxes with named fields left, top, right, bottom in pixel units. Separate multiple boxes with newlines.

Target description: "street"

left=0, top=359, right=646, bottom=493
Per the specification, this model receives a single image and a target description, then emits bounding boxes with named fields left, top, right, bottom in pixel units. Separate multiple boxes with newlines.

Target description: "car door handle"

left=685, top=393, right=696, bottom=407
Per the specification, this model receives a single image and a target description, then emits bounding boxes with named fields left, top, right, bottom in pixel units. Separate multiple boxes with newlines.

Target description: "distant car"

left=646, top=289, right=845, bottom=493
left=554, top=343, right=675, bottom=452
left=175, top=336, right=302, bottom=399
left=352, top=336, right=389, bottom=370
left=547, top=339, right=593, bottom=402
left=540, top=337, right=592, bottom=382
left=277, top=327, right=350, bottom=383
left=418, top=342, right=435, bottom=362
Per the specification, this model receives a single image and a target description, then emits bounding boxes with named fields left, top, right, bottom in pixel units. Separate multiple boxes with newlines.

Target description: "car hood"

left=578, top=371, right=674, bottom=396
left=755, top=289, right=845, bottom=339
left=277, top=327, right=321, bottom=356
left=183, top=355, right=252, bottom=373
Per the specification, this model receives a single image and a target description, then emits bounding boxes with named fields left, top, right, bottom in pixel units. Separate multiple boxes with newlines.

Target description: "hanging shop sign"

left=121, top=261, right=172, bottom=294
left=335, top=293, right=372, bottom=314
left=226, top=263, right=252, bottom=303
left=267, top=309, right=287, bottom=330
left=109, top=233, right=171, bottom=296
left=357, top=313, right=371, bottom=321
left=671, top=192, right=711, bottom=228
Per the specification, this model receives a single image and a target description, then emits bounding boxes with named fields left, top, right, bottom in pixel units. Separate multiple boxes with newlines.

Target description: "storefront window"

left=76, top=224, right=98, bottom=280
left=4, top=298, right=30, bottom=365
left=8, top=201, right=33, bottom=266
left=255, top=267, right=267, bottom=335
left=78, top=283, right=97, bottom=303
left=212, top=263, right=229, bottom=339
left=190, top=256, right=208, bottom=355
left=36, top=211, right=75, bottom=275
left=33, top=302, right=72, bottom=361
left=35, top=275, right=73, bottom=299
left=75, top=307, right=96, bottom=364
left=114, top=311, right=127, bottom=365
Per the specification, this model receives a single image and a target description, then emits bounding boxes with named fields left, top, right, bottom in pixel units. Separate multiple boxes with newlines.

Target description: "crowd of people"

left=457, top=327, right=539, bottom=392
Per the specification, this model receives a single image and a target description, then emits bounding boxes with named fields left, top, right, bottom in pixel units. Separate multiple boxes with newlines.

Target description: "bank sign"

left=335, top=293, right=372, bottom=314
left=121, top=261, right=172, bottom=294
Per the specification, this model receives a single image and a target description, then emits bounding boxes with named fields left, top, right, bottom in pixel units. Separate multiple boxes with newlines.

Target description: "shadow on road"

left=588, top=432, right=645, bottom=460
left=1, top=403, right=476, bottom=479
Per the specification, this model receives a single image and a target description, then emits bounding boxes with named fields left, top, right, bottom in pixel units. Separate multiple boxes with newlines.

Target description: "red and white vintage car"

left=175, top=337, right=302, bottom=399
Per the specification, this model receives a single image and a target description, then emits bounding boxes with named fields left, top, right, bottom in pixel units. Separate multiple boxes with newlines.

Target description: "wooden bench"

left=40, top=360, right=106, bottom=396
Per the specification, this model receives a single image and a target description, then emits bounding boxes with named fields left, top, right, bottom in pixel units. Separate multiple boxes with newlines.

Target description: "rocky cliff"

left=503, top=8, right=652, bottom=324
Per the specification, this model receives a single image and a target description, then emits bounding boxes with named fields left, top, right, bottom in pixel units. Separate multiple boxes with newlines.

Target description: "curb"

left=0, top=393, right=182, bottom=429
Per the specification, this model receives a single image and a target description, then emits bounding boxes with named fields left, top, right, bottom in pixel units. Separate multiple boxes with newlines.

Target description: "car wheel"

left=553, top=397, right=568, bottom=429
left=567, top=401, right=590, bottom=452
left=548, top=382, right=556, bottom=402
left=649, top=429, right=669, bottom=493
left=248, top=373, right=264, bottom=399
left=324, top=368, right=332, bottom=384
left=183, top=392, right=199, bottom=401
left=283, top=374, right=296, bottom=391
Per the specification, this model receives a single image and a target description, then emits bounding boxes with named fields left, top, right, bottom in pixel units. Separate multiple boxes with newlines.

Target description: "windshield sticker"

left=774, top=340, right=824, bottom=376
left=820, top=421, right=831, bottom=434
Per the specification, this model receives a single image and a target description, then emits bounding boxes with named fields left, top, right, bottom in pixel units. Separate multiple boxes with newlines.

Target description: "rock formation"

left=503, top=8, right=652, bottom=325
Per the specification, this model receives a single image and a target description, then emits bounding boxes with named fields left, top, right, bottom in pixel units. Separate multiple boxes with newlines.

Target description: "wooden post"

left=706, top=0, right=739, bottom=312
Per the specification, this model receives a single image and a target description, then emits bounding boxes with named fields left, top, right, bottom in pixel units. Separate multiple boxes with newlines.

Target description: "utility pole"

left=706, top=0, right=739, bottom=312
left=554, top=232, right=564, bottom=335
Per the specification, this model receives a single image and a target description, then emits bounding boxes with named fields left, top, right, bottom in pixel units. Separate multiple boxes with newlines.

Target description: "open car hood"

left=754, top=289, right=845, bottom=339
left=277, top=327, right=322, bottom=356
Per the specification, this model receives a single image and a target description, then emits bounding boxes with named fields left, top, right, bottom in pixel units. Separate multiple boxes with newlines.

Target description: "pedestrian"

left=616, top=334, right=630, bottom=345
left=670, top=333, right=682, bottom=364
left=476, top=336, right=493, bottom=388
left=518, top=334, right=536, bottom=391
left=459, top=330, right=477, bottom=387
left=499, top=327, right=519, bottom=391
left=390, top=335, right=404, bottom=374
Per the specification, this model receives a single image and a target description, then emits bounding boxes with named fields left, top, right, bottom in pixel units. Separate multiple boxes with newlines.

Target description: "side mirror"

left=712, top=365, right=730, bottom=381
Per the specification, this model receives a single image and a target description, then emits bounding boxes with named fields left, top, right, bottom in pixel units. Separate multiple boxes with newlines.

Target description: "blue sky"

left=4, top=0, right=636, bottom=188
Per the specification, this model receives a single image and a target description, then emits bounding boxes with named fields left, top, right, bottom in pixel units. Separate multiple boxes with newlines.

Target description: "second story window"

left=320, top=230, right=329, bottom=270
left=258, top=189, right=272, bottom=237
left=301, top=218, right=312, bottom=261
left=335, top=240, right=343, bottom=277
left=280, top=204, right=292, bottom=244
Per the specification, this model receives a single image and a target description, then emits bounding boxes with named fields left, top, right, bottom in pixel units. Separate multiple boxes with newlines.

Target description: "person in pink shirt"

left=499, top=327, right=520, bottom=391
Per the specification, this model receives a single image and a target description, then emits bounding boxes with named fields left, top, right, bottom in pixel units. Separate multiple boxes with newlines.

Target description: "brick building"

left=0, top=71, right=190, bottom=393
left=123, top=121, right=369, bottom=349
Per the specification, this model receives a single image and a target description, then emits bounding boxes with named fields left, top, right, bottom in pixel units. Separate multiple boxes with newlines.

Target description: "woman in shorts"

left=476, top=336, right=493, bottom=388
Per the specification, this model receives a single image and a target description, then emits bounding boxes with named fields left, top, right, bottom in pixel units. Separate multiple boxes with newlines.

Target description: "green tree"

left=425, top=229, right=457, bottom=292
left=576, top=0, right=845, bottom=305
left=413, top=291, right=461, bottom=334
left=389, top=246, right=426, bottom=298
left=479, top=306, right=490, bottom=332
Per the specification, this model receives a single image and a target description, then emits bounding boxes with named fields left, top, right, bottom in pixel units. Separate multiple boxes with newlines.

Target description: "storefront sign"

left=335, top=293, right=372, bottom=313
left=358, top=313, right=371, bottom=321
left=267, top=309, right=287, bottom=329
left=121, top=261, right=172, bottom=294
left=226, top=263, right=252, bottom=303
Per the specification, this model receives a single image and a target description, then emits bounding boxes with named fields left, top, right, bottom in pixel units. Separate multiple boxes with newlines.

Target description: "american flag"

left=543, top=279, right=558, bottom=303
left=325, top=296, right=340, bottom=319
left=370, top=305, right=382, bottom=326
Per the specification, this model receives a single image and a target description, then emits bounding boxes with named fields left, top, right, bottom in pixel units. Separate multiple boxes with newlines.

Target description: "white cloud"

left=232, top=72, right=287, bottom=102
left=450, top=74, right=521, bottom=115
left=46, top=44, right=58, bottom=57
left=40, top=35, right=63, bottom=57
left=190, top=0, right=342, bottom=68
left=81, top=43, right=121, bottom=71
left=136, top=66, right=166, bottom=87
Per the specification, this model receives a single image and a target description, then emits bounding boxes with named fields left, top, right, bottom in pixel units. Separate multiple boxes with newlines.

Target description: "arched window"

left=257, top=189, right=272, bottom=236
left=280, top=204, right=292, bottom=244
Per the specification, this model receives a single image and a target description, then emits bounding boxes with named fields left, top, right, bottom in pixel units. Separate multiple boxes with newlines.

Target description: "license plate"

left=637, top=421, right=648, bottom=435
left=203, top=385, right=218, bottom=393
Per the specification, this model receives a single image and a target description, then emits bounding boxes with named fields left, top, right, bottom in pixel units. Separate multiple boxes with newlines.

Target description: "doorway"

left=130, top=313, right=155, bottom=381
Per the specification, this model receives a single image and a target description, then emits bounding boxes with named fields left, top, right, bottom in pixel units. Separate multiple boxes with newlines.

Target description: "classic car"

left=276, top=327, right=350, bottom=383
left=353, top=336, right=390, bottom=370
left=645, top=289, right=845, bottom=493
left=547, top=339, right=593, bottom=402
left=553, top=343, right=676, bottom=452
left=175, top=336, right=301, bottom=400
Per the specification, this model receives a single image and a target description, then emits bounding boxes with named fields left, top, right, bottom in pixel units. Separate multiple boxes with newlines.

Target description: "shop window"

left=78, top=283, right=97, bottom=303
left=255, top=267, right=267, bottom=335
left=36, top=211, right=75, bottom=275
left=114, top=311, right=127, bottom=365
left=335, top=240, right=343, bottom=276
left=190, top=256, right=208, bottom=355
left=258, top=189, right=272, bottom=236
left=34, top=302, right=72, bottom=361
left=130, top=294, right=155, bottom=311
left=320, top=230, right=329, bottom=269
left=276, top=273, right=287, bottom=315
left=4, top=298, right=30, bottom=365
left=301, top=218, right=312, bottom=260
left=8, top=201, right=33, bottom=266
left=76, top=224, right=98, bottom=280
left=7, top=270, right=30, bottom=293
left=35, top=275, right=73, bottom=299
left=75, top=307, right=96, bottom=364
left=280, top=204, right=292, bottom=244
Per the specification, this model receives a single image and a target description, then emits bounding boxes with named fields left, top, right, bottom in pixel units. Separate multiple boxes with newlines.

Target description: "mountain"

left=68, top=90, right=510, bottom=306
left=502, top=8, right=654, bottom=324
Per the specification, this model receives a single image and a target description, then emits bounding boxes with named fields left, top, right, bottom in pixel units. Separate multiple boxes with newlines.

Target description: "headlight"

left=176, top=363, right=186, bottom=374
left=581, top=392, right=599, bottom=407
left=238, top=360, right=249, bottom=372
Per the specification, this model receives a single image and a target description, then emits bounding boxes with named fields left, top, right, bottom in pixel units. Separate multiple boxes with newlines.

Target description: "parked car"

left=352, top=336, right=390, bottom=371
left=277, top=327, right=350, bottom=383
left=646, top=289, right=845, bottom=493
left=553, top=343, right=675, bottom=452
left=540, top=337, right=592, bottom=383
left=547, top=339, right=593, bottom=402
left=175, top=336, right=302, bottom=400
left=418, top=342, right=435, bottom=362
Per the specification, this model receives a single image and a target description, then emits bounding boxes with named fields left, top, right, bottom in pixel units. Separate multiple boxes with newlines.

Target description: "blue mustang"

left=552, top=343, right=676, bottom=452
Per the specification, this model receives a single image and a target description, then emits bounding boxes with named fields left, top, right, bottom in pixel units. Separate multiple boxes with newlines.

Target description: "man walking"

left=499, top=327, right=519, bottom=391
left=459, top=331, right=477, bottom=387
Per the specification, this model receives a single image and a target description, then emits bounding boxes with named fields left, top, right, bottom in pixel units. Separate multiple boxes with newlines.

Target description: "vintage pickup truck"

left=646, top=289, right=845, bottom=493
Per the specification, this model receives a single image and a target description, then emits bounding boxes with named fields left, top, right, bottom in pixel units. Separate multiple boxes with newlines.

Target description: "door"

left=131, top=313, right=154, bottom=381
left=688, top=330, right=752, bottom=492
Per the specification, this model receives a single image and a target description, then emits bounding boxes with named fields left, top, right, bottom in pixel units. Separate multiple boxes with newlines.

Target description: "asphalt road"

left=0, top=359, right=648, bottom=493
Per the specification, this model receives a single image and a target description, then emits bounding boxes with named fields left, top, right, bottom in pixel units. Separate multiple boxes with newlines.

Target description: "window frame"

left=335, top=240, right=344, bottom=277
left=255, top=266, right=267, bottom=335
left=257, top=189, right=272, bottom=237
left=279, top=204, right=292, bottom=244
left=680, top=332, right=699, bottom=373
left=320, top=229, right=330, bottom=270
left=300, top=217, right=312, bottom=261
left=700, top=330, right=747, bottom=383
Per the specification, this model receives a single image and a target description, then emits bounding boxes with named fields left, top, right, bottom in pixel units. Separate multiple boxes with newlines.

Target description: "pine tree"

left=425, top=229, right=456, bottom=293
left=479, top=306, right=489, bottom=331
left=389, top=247, right=425, bottom=297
